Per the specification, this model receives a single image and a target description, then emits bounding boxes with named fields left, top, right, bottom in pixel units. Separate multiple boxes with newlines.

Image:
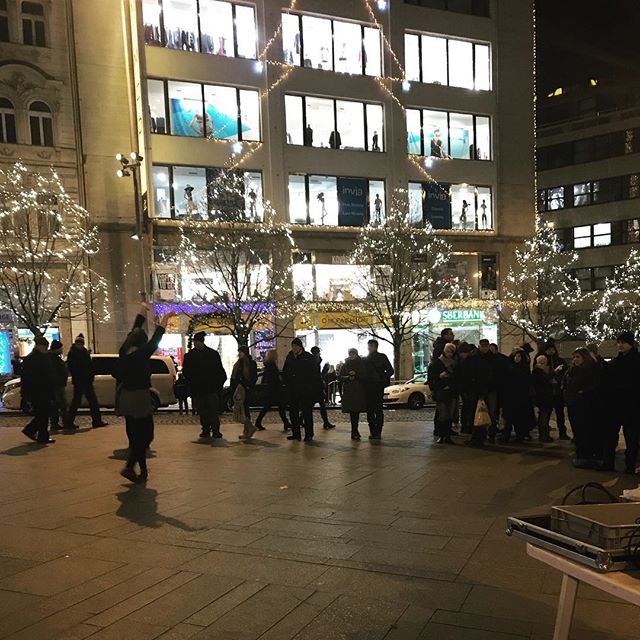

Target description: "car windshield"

left=411, top=375, right=427, bottom=384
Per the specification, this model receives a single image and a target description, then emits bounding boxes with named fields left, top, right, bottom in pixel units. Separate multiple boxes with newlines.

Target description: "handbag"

left=115, top=385, right=154, bottom=418
left=473, top=398, right=492, bottom=427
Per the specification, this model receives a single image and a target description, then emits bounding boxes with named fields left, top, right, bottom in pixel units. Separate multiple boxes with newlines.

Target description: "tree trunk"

left=393, top=333, right=403, bottom=382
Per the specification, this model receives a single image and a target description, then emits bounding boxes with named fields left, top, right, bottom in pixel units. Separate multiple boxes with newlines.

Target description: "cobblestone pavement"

left=0, top=409, right=637, bottom=639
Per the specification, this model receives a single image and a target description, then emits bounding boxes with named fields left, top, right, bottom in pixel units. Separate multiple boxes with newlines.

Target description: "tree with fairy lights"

left=499, top=217, right=584, bottom=348
left=584, top=248, right=640, bottom=340
left=345, top=189, right=463, bottom=379
left=0, top=162, right=109, bottom=338
left=172, top=170, right=295, bottom=348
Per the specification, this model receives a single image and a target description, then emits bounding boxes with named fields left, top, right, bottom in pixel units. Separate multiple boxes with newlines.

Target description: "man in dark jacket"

left=603, top=331, right=640, bottom=473
left=468, top=339, right=499, bottom=444
left=365, top=339, right=394, bottom=439
left=310, top=346, right=335, bottom=430
left=182, top=331, right=227, bottom=439
left=457, top=343, right=477, bottom=435
left=21, top=337, right=55, bottom=443
left=48, top=340, right=70, bottom=431
left=282, top=338, right=320, bottom=442
left=67, top=334, right=107, bottom=428
left=432, top=328, right=454, bottom=361
left=541, top=340, right=570, bottom=439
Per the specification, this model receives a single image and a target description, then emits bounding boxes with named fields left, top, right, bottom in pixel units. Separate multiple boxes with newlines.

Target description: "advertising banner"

left=424, top=182, right=451, bottom=229
left=337, top=177, right=368, bottom=227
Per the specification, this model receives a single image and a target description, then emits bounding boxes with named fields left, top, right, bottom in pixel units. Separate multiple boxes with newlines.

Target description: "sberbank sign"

left=441, top=309, right=485, bottom=322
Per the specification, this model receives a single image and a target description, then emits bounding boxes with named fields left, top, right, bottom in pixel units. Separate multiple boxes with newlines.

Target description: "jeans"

left=68, top=382, right=103, bottom=426
left=125, top=415, right=154, bottom=474
left=366, top=386, right=385, bottom=437
left=50, top=386, right=69, bottom=428
left=24, top=397, right=51, bottom=442
left=256, top=395, right=290, bottom=428
left=193, top=392, right=220, bottom=435
left=289, top=397, right=313, bottom=439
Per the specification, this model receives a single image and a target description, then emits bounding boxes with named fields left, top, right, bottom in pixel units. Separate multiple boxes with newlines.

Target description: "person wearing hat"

left=21, top=336, right=55, bottom=443
left=282, top=338, right=321, bottom=442
left=602, top=331, right=640, bottom=473
left=67, top=333, right=108, bottom=429
left=48, top=339, right=70, bottom=431
left=182, top=331, right=227, bottom=438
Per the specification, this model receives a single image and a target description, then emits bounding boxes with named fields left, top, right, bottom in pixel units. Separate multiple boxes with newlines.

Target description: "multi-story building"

left=537, top=81, right=640, bottom=347
left=0, top=0, right=534, bottom=376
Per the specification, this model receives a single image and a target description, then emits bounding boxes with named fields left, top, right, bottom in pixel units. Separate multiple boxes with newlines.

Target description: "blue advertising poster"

left=169, top=98, right=243, bottom=139
left=424, top=182, right=451, bottom=229
left=337, top=178, right=368, bottom=227
left=0, top=331, right=10, bottom=374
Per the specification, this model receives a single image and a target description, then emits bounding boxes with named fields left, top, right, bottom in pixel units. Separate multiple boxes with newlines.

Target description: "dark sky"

left=536, top=0, right=640, bottom=95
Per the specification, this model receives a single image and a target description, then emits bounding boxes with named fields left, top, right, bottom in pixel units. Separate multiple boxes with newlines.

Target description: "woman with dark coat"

left=564, top=347, right=600, bottom=468
left=500, top=348, right=535, bottom=444
left=255, top=349, right=291, bottom=432
left=428, top=342, right=458, bottom=444
left=117, top=304, right=175, bottom=483
left=340, top=348, right=368, bottom=441
left=231, top=346, right=258, bottom=440
left=532, top=354, right=555, bottom=443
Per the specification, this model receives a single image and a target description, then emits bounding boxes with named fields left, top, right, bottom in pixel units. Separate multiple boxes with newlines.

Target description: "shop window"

left=308, top=175, right=338, bottom=225
left=199, top=0, right=233, bottom=56
left=292, top=252, right=313, bottom=300
left=366, top=104, right=384, bottom=151
left=168, top=81, right=203, bottom=137
left=152, top=166, right=171, bottom=218
left=547, top=186, right=564, bottom=210
left=235, top=4, right=257, bottom=59
left=315, top=264, right=368, bottom=301
left=304, top=96, right=334, bottom=148
left=238, top=89, right=260, bottom=141
left=423, top=109, right=449, bottom=158
left=301, top=15, right=333, bottom=70
left=404, top=34, right=421, bottom=82
left=203, top=85, right=238, bottom=140
left=474, top=44, right=491, bottom=90
left=163, top=0, right=199, bottom=52
left=406, top=109, right=422, bottom=156
left=593, top=223, right=611, bottom=247
left=147, top=79, right=167, bottom=133
left=0, top=98, right=16, bottom=144
left=21, top=1, right=45, bottom=47
left=285, top=95, right=303, bottom=145
left=205, top=168, right=262, bottom=222
left=448, top=39, right=474, bottom=89
left=477, top=186, right=492, bottom=230
left=143, top=0, right=163, bottom=45
left=625, top=219, right=640, bottom=244
left=368, top=180, right=385, bottom=224
left=449, top=112, right=473, bottom=159
left=408, top=182, right=424, bottom=227
left=334, top=21, right=362, bottom=75
left=421, top=35, right=447, bottom=85
left=28, top=101, right=53, bottom=146
left=242, top=171, right=263, bottom=221
left=172, top=166, right=207, bottom=218
left=363, top=27, right=382, bottom=76
left=288, top=175, right=307, bottom=224
left=450, top=184, right=474, bottom=230
left=336, top=100, right=365, bottom=150
left=573, top=226, right=591, bottom=249
left=475, top=116, right=491, bottom=160
left=282, top=13, right=301, bottom=66
left=0, top=0, right=9, bottom=42
left=573, top=182, right=591, bottom=207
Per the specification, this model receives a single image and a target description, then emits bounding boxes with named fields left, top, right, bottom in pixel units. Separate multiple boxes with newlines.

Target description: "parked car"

left=383, top=373, right=432, bottom=409
left=1, top=354, right=176, bottom=412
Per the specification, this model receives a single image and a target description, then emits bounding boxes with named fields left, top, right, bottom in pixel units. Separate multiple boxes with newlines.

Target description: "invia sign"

left=440, top=309, right=485, bottom=322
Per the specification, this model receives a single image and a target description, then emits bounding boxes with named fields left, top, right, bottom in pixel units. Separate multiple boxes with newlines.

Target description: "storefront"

left=412, top=307, right=498, bottom=373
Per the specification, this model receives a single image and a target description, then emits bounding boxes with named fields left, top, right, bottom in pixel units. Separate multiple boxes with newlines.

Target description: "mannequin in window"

left=338, top=42, right=347, bottom=62
left=329, top=129, right=341, bottom=149
left=374, top=194, right=383, bottom=224
left=372, top=130, right=380, bottom=152
left=189, top=113, right=210, bottom=137
left=317, top=192, right=327, bottom=224
left=248, top=188, right=257, bottom=220
left=184, top=184, right=198, bottom=218
left=304, top=124, right=313, bottom=146
left=430, top=129, right=450, bottom=159
left=460, top=200, right=469, bottom=229
left=481, top=200, right=488, bottom=229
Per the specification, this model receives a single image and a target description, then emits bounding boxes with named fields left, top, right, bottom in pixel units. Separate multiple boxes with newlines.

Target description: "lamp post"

left=116, top=151, right=147, bottom=301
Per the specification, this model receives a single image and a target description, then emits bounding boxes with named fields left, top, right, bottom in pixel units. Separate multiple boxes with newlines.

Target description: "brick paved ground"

left=0, top=409, right=638, bottom=639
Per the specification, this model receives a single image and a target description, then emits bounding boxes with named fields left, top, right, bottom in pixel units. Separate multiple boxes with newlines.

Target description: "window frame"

left=0, top=98, right=16, bottom=144
left=570, top=222, right=612, bottom=249
left=0, top=0, right=9, bottom=43
left=574, top=265, right=616, bottom=292
left=21, top=1, right=46, bottom=47
left=28, top=101, right=53, bottom=146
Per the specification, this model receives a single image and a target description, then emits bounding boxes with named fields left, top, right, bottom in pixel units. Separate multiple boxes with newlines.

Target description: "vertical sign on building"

left=424, top=182, right=451, bottom=229
left=337, top=177, right=368, bottom=227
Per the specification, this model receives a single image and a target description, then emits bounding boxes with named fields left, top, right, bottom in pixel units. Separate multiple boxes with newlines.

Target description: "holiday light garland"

left=0, top=162, right=110, bottom=337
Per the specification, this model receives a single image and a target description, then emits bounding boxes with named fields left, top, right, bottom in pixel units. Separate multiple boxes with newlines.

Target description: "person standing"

left=500, top=349, right=534, bottom=444
left=602, top=331, right=640, bottom=474
left=456, top=343, right=477, bottom=435
left=340, top=348, right=368, bottom=441
left=48, top=340, right=70, bottom=431
left=182, top=331, right=227, bottom=439
left=432, top=328, right=454, bottom=361
left=474, top=339, right=499, bottom=442
left=67, top=334, right=107, bottom=429
left=283, top=338, right=319, bottom=442
left=310, top=346, right=336, bottom=430
left=365, top=339, right=394, bottom=440
left=255, top=349, right=291, bottom=432
left=231, top=346, right=258, bottom=440
left=21, top=336, right=55, bottom=444
left=564, top=348, right=600, bottom=469
left=542, top=341, right=570, bottom=440
left=116, top=306, right=174, bottom=483
left=532, top=354, right=555, bottom=443
left=429, top=342, right=458, bottom=444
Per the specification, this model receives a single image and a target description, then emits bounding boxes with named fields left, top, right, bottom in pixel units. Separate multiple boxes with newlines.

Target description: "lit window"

left=406, top=109, right=422, bottom=155
left=22, top=1, right=45, bottom=46
left=173, top=166, right=207, bottom=218
left=408, top=182, right=424, bottom=227
left=292, top=252, right=314, bottom=300
left=366, top=104, right=384, bottom=151
left=548, top=186, right=564, bottom=210
left=167, top=81, right=204, bottom=137
left=304, top=97, right=334, bottom=148
left=336, top=100, right=365, bottom=150
left=199, top=0, right=234, bottom=55
left=573, top=183, right=591, bottom=207
left=147, top=79, right=167, bottom=133
left=422, top=35, right=448, bottom=85
left=368, top=180, right=385, bottom=224
left=142, top=0, right=162, bottom=45
left=288, top=175, right=307, bottom=224
left=301, top=16, right=333, bottom=70
left=309, top=175, right=338, bottom=225
left=316, top=264, right=368, bottom=301
left=0, top=98, right=17, bottom=144
left=363, top=27, right=382, bottom=76
left=234, top=4, right=257, bottom=59
left=0, top=0, right=9, bottom=43
left=152, top=166, right=171, bottom=218
left=448, top=39, right=474, bottom=89
left=475, top=116, right=491, bottom=160
left=204, top=85, right=238, bottom=140
left=238, top=89, right=260, bottom=141
left=284, top=95, right=303, bottom=145
left=282, top=13, right=301, bottom=66
left=477, top=186, right=492, bottom=230
left=573, top=226, right=591, bottom=249
left=163, top=0, right=199, bottom=52
left=423, top=110, right=450, bottom=158
left=404, top=34, right=421, bottom=82
left=449, top=112, right=474, bottom=159
left=334, top=21, right=362, bottom=75
left=28, top=101, right=53, bottom=146
left=474, top=44, right=491, bottom=90
left=593, top=223, right=611, bottom=246
left=625, top=219, right=640, bottom=243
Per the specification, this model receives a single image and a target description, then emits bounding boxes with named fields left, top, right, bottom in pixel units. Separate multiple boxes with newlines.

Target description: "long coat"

left=340, top=356, right=368, bottom=413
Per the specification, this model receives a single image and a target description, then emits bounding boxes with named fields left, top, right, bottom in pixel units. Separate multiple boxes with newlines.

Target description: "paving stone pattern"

left=0, top=410, right=637, bottom=639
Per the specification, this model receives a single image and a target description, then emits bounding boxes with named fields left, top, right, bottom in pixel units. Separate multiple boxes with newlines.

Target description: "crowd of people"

left=426, top=327, right=640, bottom=475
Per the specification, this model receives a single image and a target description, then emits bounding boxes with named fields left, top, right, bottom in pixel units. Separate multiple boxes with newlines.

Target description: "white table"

left=527, top=543, right=640, bottom=639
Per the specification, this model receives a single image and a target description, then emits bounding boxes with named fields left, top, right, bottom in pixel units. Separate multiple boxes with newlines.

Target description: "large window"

left=28, top=101, right=53, bottom=146
left=21, top=1, right=45, bottom=46
left=404, top=32, right=492, bottom=90
left=152, top=164, right=263, bottom=221
left=0, top=0, right=9, bottom=42
left=407, top=108, right=490, bottom=160
left=285, top=94, right=384, bottom=152
left=153, top=79, right=260, bottom=141
left=575, top=266, right=616, bottom=292
left=289, top=175, right=385, bottom=227
left=572, top=223, right=611, bottom=249
left=0, top=98, right=16, bottom=144
left=142, top=0, right=257, bottom=58
left=282, top=12, right=382, bottom=77
left=292, top=253, right=369, bottom=302
left=409, top=181, right=493, bottom=230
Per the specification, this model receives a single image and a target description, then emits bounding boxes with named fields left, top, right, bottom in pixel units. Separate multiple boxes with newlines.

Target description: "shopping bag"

left=473, top=398, right=492, bottom=427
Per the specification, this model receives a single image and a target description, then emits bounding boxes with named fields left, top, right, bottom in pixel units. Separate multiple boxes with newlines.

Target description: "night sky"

left=536, top=0, right=640, bottom=95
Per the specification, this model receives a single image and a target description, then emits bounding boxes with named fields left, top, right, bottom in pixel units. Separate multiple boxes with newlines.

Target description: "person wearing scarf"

left=428, top=342, right=458, bottom=444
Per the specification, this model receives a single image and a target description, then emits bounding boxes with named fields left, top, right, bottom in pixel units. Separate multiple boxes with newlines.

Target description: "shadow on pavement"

left=0, top=442, right=50, bottom=456
left=110, top=448, right=157, bottom=460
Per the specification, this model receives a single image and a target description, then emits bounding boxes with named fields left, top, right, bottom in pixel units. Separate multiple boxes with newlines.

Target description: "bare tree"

left=0, top=162, right=108, bottom=337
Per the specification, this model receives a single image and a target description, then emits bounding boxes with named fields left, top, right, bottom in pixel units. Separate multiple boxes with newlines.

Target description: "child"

left=174, top=372, right=190, bottom=415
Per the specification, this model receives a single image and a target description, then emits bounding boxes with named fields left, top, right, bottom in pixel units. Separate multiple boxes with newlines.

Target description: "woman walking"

left=564, top=347, right=600, bottom=468
left=500, top=348, right=534, bottom=444
left=429, top=342, right=458, bottom=444
left=231, top=346, right=258, bottom=440
left=117, top=304, right=174, bottom=483
left=340, top=348, right=368, bottom=441
left=254, top=349, right=291, bottom=432
left=532, top=354, right=555, bottom=443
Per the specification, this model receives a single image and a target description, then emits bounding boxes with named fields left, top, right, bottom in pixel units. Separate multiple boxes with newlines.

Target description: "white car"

left=383, top=373, right=432, bottom=409
left=2, top=354, right=176, bottom=411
